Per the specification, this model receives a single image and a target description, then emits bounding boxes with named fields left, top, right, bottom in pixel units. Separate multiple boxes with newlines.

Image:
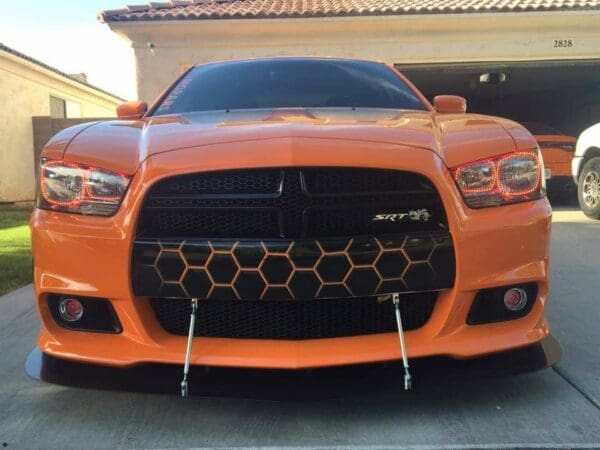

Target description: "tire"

left=577, top=156, right=600, bottom=219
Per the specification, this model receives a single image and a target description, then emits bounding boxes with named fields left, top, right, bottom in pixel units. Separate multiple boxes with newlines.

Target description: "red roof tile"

left=99, top=0, right=600, bottom=22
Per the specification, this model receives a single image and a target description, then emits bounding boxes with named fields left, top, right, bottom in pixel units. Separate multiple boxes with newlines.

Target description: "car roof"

left=191, top=56, right=387, bottom=69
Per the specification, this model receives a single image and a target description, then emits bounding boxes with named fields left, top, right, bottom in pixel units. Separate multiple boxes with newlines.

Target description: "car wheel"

left=578, top=157, right=600, bottom=219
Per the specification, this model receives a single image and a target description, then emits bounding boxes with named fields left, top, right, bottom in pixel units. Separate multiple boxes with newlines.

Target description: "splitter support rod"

left=181, top=298, right=198, bottom=397
left=392, top=293, right=412, bottom=390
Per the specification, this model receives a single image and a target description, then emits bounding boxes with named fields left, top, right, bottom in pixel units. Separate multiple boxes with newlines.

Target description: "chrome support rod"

left=181, top=298, right=198, bottom=397
left=392, top=293, right=412, bottom=390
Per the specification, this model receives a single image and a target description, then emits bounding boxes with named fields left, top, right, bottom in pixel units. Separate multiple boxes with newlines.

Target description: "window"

left=154, top=58, right=427, bottom=115
left=49, top=96, right=81, bottom=118
left=521, top=122, right=564, bottom=136
left=49, top=96, right=66, bottom=119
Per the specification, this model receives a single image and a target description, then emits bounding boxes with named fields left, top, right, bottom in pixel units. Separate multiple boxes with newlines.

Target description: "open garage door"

left=399, top=60, right=600, bottom=201
left=398, top=60, right=600, bottom=137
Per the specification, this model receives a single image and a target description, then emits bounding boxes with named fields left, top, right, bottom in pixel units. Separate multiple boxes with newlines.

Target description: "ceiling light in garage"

left=480, top=72, right=507, bottom=84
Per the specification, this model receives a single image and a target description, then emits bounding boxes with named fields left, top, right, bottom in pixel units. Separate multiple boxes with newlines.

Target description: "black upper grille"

left=150, top=170, right=281, bottom=196
left=150, top=293, right=437, bottom=340
left=302, top=167, right=429, bottom=194
left=145, top=210, right=279, bottom=239
left=136, top=168, right=447, bottom=239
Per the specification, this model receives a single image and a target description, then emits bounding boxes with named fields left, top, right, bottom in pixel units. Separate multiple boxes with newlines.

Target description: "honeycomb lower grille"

left=131, top=234, right=455, bottom=300
left=150, top=293, right=437, bottom=340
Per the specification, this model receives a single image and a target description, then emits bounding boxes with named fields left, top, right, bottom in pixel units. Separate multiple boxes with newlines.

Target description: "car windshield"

left=521, top=122, right=564, bottom=135
left=153, top=58, right=427, bottom=115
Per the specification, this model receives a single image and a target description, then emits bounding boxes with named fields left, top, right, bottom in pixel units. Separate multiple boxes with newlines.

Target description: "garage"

left=401, top=59, right=600, bottom=199
left=399, top=59, right=600, bottom=138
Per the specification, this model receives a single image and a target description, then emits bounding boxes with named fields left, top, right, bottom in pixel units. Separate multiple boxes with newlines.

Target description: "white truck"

left=573, top=123, right=600, bottom=219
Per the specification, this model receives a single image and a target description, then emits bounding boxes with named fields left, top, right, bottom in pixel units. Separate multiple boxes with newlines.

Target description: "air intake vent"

left=150, top=293, right=437, bottom=340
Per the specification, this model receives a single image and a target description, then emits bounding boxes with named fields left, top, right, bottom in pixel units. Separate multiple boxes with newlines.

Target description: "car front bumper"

left=32, top=141, right=552, bottom=369
left=572, top=156, right=583, bottom=184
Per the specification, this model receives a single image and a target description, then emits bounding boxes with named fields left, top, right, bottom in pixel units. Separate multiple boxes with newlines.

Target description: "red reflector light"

left=58, top=298, right=84, bottom=322
left=503, top=288, right=528, bottom=311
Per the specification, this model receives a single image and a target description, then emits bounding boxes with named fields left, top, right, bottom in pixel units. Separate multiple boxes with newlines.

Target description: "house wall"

left=108, top=11, right=600, bottom=102
left=0, top=51, right=121, bottom=202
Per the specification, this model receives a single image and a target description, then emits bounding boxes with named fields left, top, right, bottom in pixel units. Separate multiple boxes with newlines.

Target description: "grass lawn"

left=0, top=206, right=32, bottom=295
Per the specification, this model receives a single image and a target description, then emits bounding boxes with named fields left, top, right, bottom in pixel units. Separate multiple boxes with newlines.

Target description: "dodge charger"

left=31, top=57, right=553, bottom=393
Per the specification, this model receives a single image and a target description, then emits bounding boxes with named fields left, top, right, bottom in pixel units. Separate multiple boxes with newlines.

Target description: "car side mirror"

left=117, top=101, right=148, bottom=120
left=433, top=95, right=467, bottom=114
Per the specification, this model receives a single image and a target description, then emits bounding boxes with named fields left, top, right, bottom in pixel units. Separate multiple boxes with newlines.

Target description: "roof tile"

left=99, top=0, right=600, bottom=22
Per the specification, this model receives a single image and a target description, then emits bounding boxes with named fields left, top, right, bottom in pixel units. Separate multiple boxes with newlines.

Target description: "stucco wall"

left=0, top=52, right=121, bottom=202
left=108, top=11, right=600, bottom=102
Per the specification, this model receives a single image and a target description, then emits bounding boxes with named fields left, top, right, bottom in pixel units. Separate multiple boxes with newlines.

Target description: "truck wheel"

left=578, top=157, right=600, bottom=219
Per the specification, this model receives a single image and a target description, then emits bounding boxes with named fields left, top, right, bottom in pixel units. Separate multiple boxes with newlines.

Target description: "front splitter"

left=25, top=334, right=562, bottom=399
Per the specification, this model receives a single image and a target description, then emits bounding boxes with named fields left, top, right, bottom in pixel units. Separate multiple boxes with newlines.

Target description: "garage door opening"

left=399, top=60, right=600, bottom=137
left=398, top=60, right=600, bottom=201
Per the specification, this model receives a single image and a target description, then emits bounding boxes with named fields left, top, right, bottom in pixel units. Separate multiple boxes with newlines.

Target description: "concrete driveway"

left=0, top=208, right=598, bottom=449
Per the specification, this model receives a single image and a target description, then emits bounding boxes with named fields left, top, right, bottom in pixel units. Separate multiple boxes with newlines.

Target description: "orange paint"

left=536, top=134, right=577, bottom=177
left=31, top=59, right=552, bottom=369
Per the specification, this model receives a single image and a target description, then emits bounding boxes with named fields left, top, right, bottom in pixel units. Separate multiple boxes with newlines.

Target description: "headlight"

left=37, top=159, right=131, bottom=216
left=451, top=149, right=545, bottom=208
left=539, top=142, right=575, bottom=152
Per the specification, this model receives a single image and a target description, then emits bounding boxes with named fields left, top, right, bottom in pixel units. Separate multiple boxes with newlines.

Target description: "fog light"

left=58, top=298, right=84, bottom=322
left=468, top=283, right=537, bottom=325
left=503, top=288, right=528, bottom=311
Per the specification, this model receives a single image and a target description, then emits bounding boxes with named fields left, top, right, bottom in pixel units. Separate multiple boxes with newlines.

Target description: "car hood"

left=57, top=108, right=520, bottom=174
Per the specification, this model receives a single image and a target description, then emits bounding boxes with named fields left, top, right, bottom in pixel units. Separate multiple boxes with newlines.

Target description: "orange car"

left=521, top=122, right=577, bottom=197
left=31, top=58, right=554, bottom=392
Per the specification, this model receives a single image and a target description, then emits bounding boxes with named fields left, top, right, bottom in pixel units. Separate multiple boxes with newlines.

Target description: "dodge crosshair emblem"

left=372, top=209, right=431, bottom=223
